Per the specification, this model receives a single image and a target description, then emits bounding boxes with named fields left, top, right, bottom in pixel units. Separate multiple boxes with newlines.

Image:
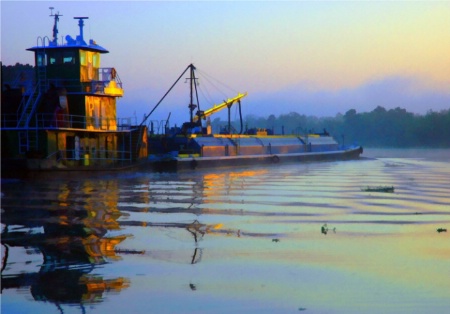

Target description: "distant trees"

left=212, top=106, right=450, bottom=148
left=339, top=107, right=450, bottom=147
left=1, top=62, right=35, bottom=85
left=341, top=106, right=418, bottom=147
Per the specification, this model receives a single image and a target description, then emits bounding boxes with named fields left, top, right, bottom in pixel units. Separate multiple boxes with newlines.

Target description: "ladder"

left=37, top=65, right=48, bottom=92
left=16, top=84, right=41, bottom=128
left=16, top=64, right=47, bottom=128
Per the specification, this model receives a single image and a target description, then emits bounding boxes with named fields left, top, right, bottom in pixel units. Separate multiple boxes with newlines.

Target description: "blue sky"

left=2, top=1, right=450, bottom=125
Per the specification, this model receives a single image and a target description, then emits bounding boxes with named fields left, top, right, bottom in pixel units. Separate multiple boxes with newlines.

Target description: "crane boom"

left=193, top=92, right=248, bottom=123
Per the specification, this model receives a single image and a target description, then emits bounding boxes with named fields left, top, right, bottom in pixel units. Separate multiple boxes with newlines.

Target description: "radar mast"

left=49, top=7, right=62, bottom=45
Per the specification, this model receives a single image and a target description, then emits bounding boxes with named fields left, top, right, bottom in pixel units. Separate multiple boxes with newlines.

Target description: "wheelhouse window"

left=63, top=51, right=76, bottom=64
left=93, top=53, right=100, bottom=68
left=37, top=52, right=47, bottom=66
left=80, top=50, right=86, bottom=66
left=48, top=51, right=62, bottom=65
left=80, top=50, right=100, bottom=82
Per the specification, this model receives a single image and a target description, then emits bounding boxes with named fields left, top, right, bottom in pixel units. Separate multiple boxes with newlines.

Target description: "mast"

left=49, top=7, right=62, bottom=45
left=187, top=64, right=199, bottom=123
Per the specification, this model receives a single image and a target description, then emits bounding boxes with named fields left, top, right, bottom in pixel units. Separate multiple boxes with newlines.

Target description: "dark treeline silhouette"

left=212, top=106, right=450, bottom=148
left=1, top=63, right=35, bottom=84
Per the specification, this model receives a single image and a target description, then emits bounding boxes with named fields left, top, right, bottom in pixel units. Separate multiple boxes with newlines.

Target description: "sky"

left=2, top=0, right=450, bottom=126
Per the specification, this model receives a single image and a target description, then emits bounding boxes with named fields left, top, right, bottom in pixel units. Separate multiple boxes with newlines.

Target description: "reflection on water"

left=1, top=180, right=130, bottom=312
left=2, top=149, right=450, bottom=313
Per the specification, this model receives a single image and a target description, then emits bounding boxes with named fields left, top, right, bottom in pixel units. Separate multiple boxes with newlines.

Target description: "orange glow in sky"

left=2, top=1, right=449, bottom=122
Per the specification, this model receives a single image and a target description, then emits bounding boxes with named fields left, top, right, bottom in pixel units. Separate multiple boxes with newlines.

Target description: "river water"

left=1, top=149, right=449, bottom=313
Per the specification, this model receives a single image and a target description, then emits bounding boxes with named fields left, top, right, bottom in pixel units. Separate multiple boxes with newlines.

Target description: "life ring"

left=190, top=159, right=198, bottom=170
left=271, top=155, right=280, bottom=163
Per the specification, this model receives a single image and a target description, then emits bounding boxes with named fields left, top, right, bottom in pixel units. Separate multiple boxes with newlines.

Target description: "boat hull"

left=1, top=146, right=363, bottom=178
left=152, top=146, right=363, bottom=172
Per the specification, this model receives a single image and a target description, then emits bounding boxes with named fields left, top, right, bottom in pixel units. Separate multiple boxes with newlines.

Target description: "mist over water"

left=2, top=149, right=449, bottom=313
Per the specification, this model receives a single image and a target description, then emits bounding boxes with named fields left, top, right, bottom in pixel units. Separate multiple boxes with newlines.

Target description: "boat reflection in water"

left=1, top=180, right=130, bottom=311
left=1, top=171, right=269, bottom=311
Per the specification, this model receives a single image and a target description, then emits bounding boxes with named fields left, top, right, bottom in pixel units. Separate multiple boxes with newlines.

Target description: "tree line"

left=1, top=63, right=34, bottom=83
left=212, top=106, right=450, bottom=148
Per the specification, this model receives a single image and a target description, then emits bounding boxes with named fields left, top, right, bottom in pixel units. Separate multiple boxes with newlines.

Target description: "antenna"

left=73, top=17, right=89, bottom=42
left=49, top=7, right=62, bottom=45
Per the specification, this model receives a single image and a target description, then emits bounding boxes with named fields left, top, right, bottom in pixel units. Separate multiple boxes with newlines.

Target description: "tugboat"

left=1, top=9, right=148, bottom=176
left=144, top=64, right=363, bottom=171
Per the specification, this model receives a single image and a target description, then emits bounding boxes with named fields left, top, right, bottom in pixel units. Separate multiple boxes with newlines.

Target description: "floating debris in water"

left=115, top=249, right=145, bottom=255
left=321, top=224, right=336, bottom=235
left=298, top=308, right=307, bottom=311
left=437, top=228, right=447, bottom=233
left=384, top=162, right=403, bottom=167
left=272, top=238, right=280, bottom=242
left=361, top=186, right=395, bottom=193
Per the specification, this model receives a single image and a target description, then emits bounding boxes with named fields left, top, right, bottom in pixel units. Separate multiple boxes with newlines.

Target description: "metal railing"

left=1, top=114, right=20, bottom=128
left=1, top=113, right=137, bottom=131
left=147, top=119, right=170, bottom=135
left=98, top=67, right=122, bottom=87
left=35, top=113, right=137, bottom=131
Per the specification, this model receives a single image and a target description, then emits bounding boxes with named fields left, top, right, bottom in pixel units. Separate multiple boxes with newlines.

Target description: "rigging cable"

left=140, top=64, right=191, bottom=127
left=196, top=68, right=238, bottom=98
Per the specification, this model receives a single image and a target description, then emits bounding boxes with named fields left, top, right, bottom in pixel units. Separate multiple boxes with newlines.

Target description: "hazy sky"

left=2, top=1, right=450, bottom=126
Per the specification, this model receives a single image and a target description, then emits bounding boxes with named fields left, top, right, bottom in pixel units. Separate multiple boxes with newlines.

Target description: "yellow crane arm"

left=193, top=92, right=248, bottom=122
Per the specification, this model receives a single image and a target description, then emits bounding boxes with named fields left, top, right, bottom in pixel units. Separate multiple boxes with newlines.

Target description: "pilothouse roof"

left=27, top=10, right=108, bottom=53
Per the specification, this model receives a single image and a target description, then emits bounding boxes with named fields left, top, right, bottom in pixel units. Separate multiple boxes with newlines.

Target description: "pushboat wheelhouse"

left=1, top=11, right=147, bottom=173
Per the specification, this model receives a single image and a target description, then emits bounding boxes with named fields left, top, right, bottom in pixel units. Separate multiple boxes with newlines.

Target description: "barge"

left=145, top=63, right=363, bottom=171
left=1, top=10, right=362, bottom=177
